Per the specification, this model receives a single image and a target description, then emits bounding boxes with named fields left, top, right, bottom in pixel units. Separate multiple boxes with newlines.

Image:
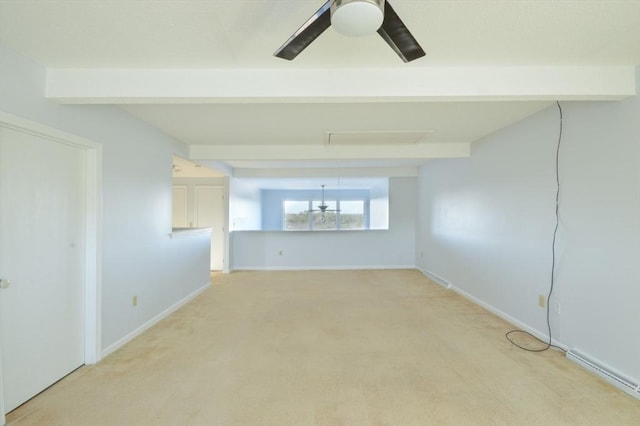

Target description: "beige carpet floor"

left=6, top=269, right=640, bottom=425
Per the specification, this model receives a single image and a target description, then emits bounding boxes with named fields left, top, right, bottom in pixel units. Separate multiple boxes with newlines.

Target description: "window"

left=284, top=201, right=310, bottom=230
left=284, top=199, right=367, bottom=230
left=338, top=200, right=365, bottom=230
left=312, top=200, right=337, bottom=230
left=261, top=179, right=387, bottom=231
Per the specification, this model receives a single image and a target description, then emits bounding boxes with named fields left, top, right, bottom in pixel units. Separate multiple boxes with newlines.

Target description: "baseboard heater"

left=420, top=269, right=452, bottom=289
left=566, top=350, right=640, bottom=400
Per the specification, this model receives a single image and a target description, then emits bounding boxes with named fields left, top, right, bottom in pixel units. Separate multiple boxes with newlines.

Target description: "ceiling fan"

left=309, top=185, right=340, bottom=214
left=274, top=0, right=425, bottom=63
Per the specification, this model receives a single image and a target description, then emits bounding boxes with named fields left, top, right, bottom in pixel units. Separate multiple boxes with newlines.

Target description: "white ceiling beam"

left=189, top=143, right=470, bottom=161
left=233, top=167, right=418, bottom=178
left=46, top=66, right=637, bottom=104
left=196, top=160, right=233, bottom=177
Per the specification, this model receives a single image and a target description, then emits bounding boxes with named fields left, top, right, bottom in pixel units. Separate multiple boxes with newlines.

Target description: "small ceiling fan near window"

left=274, top=0, right=425, bottom=63
left=309, top=185, right=341, bottom=214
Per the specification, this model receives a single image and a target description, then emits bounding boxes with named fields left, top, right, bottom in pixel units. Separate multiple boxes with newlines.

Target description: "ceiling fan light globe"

left=331, top=0, right=384, bottom=37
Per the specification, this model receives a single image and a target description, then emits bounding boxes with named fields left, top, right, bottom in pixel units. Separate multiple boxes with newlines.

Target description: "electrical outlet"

left=278, top=250, right=283, bottom=256
left=555, top=302, right=561, bottom=314
left=132, top=295, right=138, bottom=307
left=538, top=294, right=546, bottom=308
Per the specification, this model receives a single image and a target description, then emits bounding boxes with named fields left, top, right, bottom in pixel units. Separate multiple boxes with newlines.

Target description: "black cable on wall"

left=505, top=101, right=566, bottom=353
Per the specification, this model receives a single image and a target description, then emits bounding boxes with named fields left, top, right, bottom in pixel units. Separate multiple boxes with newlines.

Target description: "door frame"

left=0, top=112, right=102, bottom=423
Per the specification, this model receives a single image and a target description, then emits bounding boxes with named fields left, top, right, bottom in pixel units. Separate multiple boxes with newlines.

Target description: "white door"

left=0, top=125, right=86, bottom=412
left=195, top=186, right=224, bottom=270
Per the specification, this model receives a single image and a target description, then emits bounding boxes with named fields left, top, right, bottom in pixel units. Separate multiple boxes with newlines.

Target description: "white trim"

left=0, top=112, right=102, bottom=421
left=101, top=282, right=210, bottom=358
left=83, top=144, right=103, bottom=364
left=420, top=268, right=566, bottom=350
left=421, top=268, right=640, bottom=398
left=232, top=265, right=416, bottom=271
left=452, top=285, right=557, bottom=345
left=452, top=285, right=566, bottom=349
left=0, top=112, right=100, bottom=150
left=169, top=227, right=212, bottom=238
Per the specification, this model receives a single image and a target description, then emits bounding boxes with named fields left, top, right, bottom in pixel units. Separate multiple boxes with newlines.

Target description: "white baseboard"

left=232, top=264, right=416, bottom=271
left=453, top=285, right=565, bottom=349
left=421, top=269, right=640, bottom=399
left=101, top=281, right=210, bottom=358
left=420, top=268, right=566, bottom=350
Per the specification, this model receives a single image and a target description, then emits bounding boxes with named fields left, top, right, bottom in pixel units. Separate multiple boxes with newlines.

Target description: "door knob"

left=0, top=279, right=10, bottom=289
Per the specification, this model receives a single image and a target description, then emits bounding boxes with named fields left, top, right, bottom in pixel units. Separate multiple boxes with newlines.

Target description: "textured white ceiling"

left=2, top=0, right=639, bottom=67
left=120, top=101, right=552, bottom=146
left=1, top=0, right=639, bottom=174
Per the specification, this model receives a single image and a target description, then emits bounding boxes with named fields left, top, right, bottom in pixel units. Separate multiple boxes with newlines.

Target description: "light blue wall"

left=232, top=177, right=416, bottom=270
left=0, top=45, right=211, bottom=352
left=229, top=177, right=262, bottom=231
left=416, top=70, right=640, bottom=384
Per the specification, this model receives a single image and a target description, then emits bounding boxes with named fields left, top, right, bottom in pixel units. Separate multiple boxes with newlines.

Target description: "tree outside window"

left=284, top=200, right=310, bottom=230
left=339, top=200, right=365, bottom=229
left=284, top=199, right=366, bottom=230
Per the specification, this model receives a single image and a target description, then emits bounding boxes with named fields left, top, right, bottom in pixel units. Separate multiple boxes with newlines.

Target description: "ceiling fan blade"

left=274, top=1, right=332, bottom=60
left=377, top=1, right=425, bottom=63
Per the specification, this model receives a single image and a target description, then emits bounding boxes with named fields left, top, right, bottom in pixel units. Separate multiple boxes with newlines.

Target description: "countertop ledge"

left=169, top=227, right=213, bottom=238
